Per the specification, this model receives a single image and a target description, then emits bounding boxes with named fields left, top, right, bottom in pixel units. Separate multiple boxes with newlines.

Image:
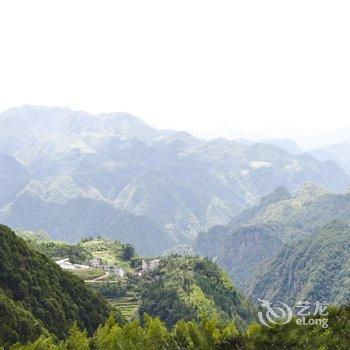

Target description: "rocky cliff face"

left=216, top=224, right=283, bottom=287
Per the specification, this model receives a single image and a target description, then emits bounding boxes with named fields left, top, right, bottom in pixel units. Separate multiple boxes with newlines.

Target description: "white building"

left=114, top=267, right=125, bottom=278
left=149, top=259, right=160, bottom=270
left=89, top=257, right=103, bottom=268
left=141, top=259, right=161, bottom=272
left=55, top=258, right=90, bottom=271
left=105, top=265, right=125, bottom=278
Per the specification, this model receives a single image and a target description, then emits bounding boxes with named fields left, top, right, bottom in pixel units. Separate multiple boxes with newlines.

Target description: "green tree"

left=121, top=244, right=135, bottom=261
left=64, top=323, right=89, bottom=350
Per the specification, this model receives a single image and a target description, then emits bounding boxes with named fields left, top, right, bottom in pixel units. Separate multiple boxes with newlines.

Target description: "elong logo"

left=258, top=299, right=329, bottom=329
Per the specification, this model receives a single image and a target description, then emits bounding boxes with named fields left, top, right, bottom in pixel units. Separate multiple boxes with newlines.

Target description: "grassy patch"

left=71, top=268, right=105, bottom=280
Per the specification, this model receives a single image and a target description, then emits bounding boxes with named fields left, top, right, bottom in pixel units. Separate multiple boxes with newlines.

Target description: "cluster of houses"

left=89, top=257, right=125, bottom=277
left=141, top=259, right=160, bottom=271
left=55, top=256, right=125, bottom=278
left=134, top=259, right=161, bottom=276
left=55, top=256, right=161, bottom=279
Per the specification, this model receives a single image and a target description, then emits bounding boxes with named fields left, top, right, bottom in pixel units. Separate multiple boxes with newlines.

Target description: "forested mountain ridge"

left=246, top=220, right=350, bottom=306
left=0, top=106, right=349, bottom=254
left=195, top=184, right=350, bottom=288
left=0, top=224, right=109, bottom=347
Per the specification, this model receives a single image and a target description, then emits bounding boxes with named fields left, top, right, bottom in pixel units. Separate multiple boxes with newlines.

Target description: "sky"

left=0, top=1, right=349, bottom=147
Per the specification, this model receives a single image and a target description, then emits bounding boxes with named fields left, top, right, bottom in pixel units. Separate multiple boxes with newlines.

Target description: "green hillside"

left=0, top=288, right=48, bottom=348
left=246, top=220, right=350, bottom=305
left=15, top=230, right=257, bottom=331
left=0, top=224, right=109, bottom=348
left=138, top=255, right=256, bottom=328
left=195, top=183, right=350, bottom=289
left=17, top=231, right=137, bottom=270
left=1, top=224, right=350, bottom=349
left=89, top=254, right=257, bottom=328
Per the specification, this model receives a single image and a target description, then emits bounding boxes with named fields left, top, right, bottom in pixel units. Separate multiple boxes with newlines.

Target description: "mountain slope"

left=138, top=255, right=256, bottom=328
left=258, top=138, right=303, bottom=154
left=0, top=196, right=173, bottom=256
left=245, top=221, right=350, bottom=305
left=0, top=224, right=109, bottom=347
left=0, top=106, right=349, bottom=251
left=0, top=153, right=29, bottom=207
left=11, top=231, right=257, bottom=334
left=0, top=288, right=49, bottom=348
left=195, top=183, right=350, bottom=288
left=0, top=176, right=174, bottom=256
left=310, top=142, right=350, bottom=176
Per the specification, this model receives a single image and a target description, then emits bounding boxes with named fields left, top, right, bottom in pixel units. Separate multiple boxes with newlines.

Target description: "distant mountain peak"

left=258, top=138, right=303, bottom=154
left=152, top=130, right=204, bottom=149
left=295, top=181, right=330, bottom=200
left=260, top=186, right=291, bottom=207
left=98, top=112, right=149, bottom=126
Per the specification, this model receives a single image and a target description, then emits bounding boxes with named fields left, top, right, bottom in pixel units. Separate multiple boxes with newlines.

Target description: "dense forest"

left=4, top=305, right=350, bottom=349
left=246, top=220, right=350, bottom=305
left=195, top=184, right=350, bottom=299
left=138, top=256, right=256, bottom=328
left=0, top=225, right=109, bottom=348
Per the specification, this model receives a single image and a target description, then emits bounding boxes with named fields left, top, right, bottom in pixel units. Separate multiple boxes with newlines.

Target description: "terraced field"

left=71, top=267, right=105, bottom=280
left=108, top=292, right=140, bottom=320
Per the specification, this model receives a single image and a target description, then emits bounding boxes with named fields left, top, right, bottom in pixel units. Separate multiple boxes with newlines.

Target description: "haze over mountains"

left=310, top=143, right=350, bottom=176
left=0, top=105, right=350, bottom=257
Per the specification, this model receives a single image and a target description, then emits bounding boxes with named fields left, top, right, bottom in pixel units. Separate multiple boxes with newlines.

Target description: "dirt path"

left=85, top=271, right=109, bottom=283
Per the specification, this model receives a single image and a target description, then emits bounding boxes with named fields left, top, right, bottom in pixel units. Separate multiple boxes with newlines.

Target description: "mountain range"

left=0, top=105, right=350, bottom=256
left=245, top=220, right=350, bottom=306
left=5, top=222, right=348, bottom=349
left=310, top=143, right=350, bottom=176
left=194, top=183, right=350, bottom=306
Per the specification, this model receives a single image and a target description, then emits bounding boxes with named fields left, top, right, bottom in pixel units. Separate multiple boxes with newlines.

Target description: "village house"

left=105, top=265, right=125, bottom=278
left=89, top=257, right=103, bottom=268
left=141, top=259, right=160, bottom=272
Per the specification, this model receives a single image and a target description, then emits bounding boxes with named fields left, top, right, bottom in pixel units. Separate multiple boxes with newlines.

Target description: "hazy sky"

left=0, top=1, right=349, bottom=146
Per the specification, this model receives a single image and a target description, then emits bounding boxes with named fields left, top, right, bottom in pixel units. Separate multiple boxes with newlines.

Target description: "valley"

left=0, top=106, right=350, bottom=349
left=1, top=106, right=349, bottom=257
